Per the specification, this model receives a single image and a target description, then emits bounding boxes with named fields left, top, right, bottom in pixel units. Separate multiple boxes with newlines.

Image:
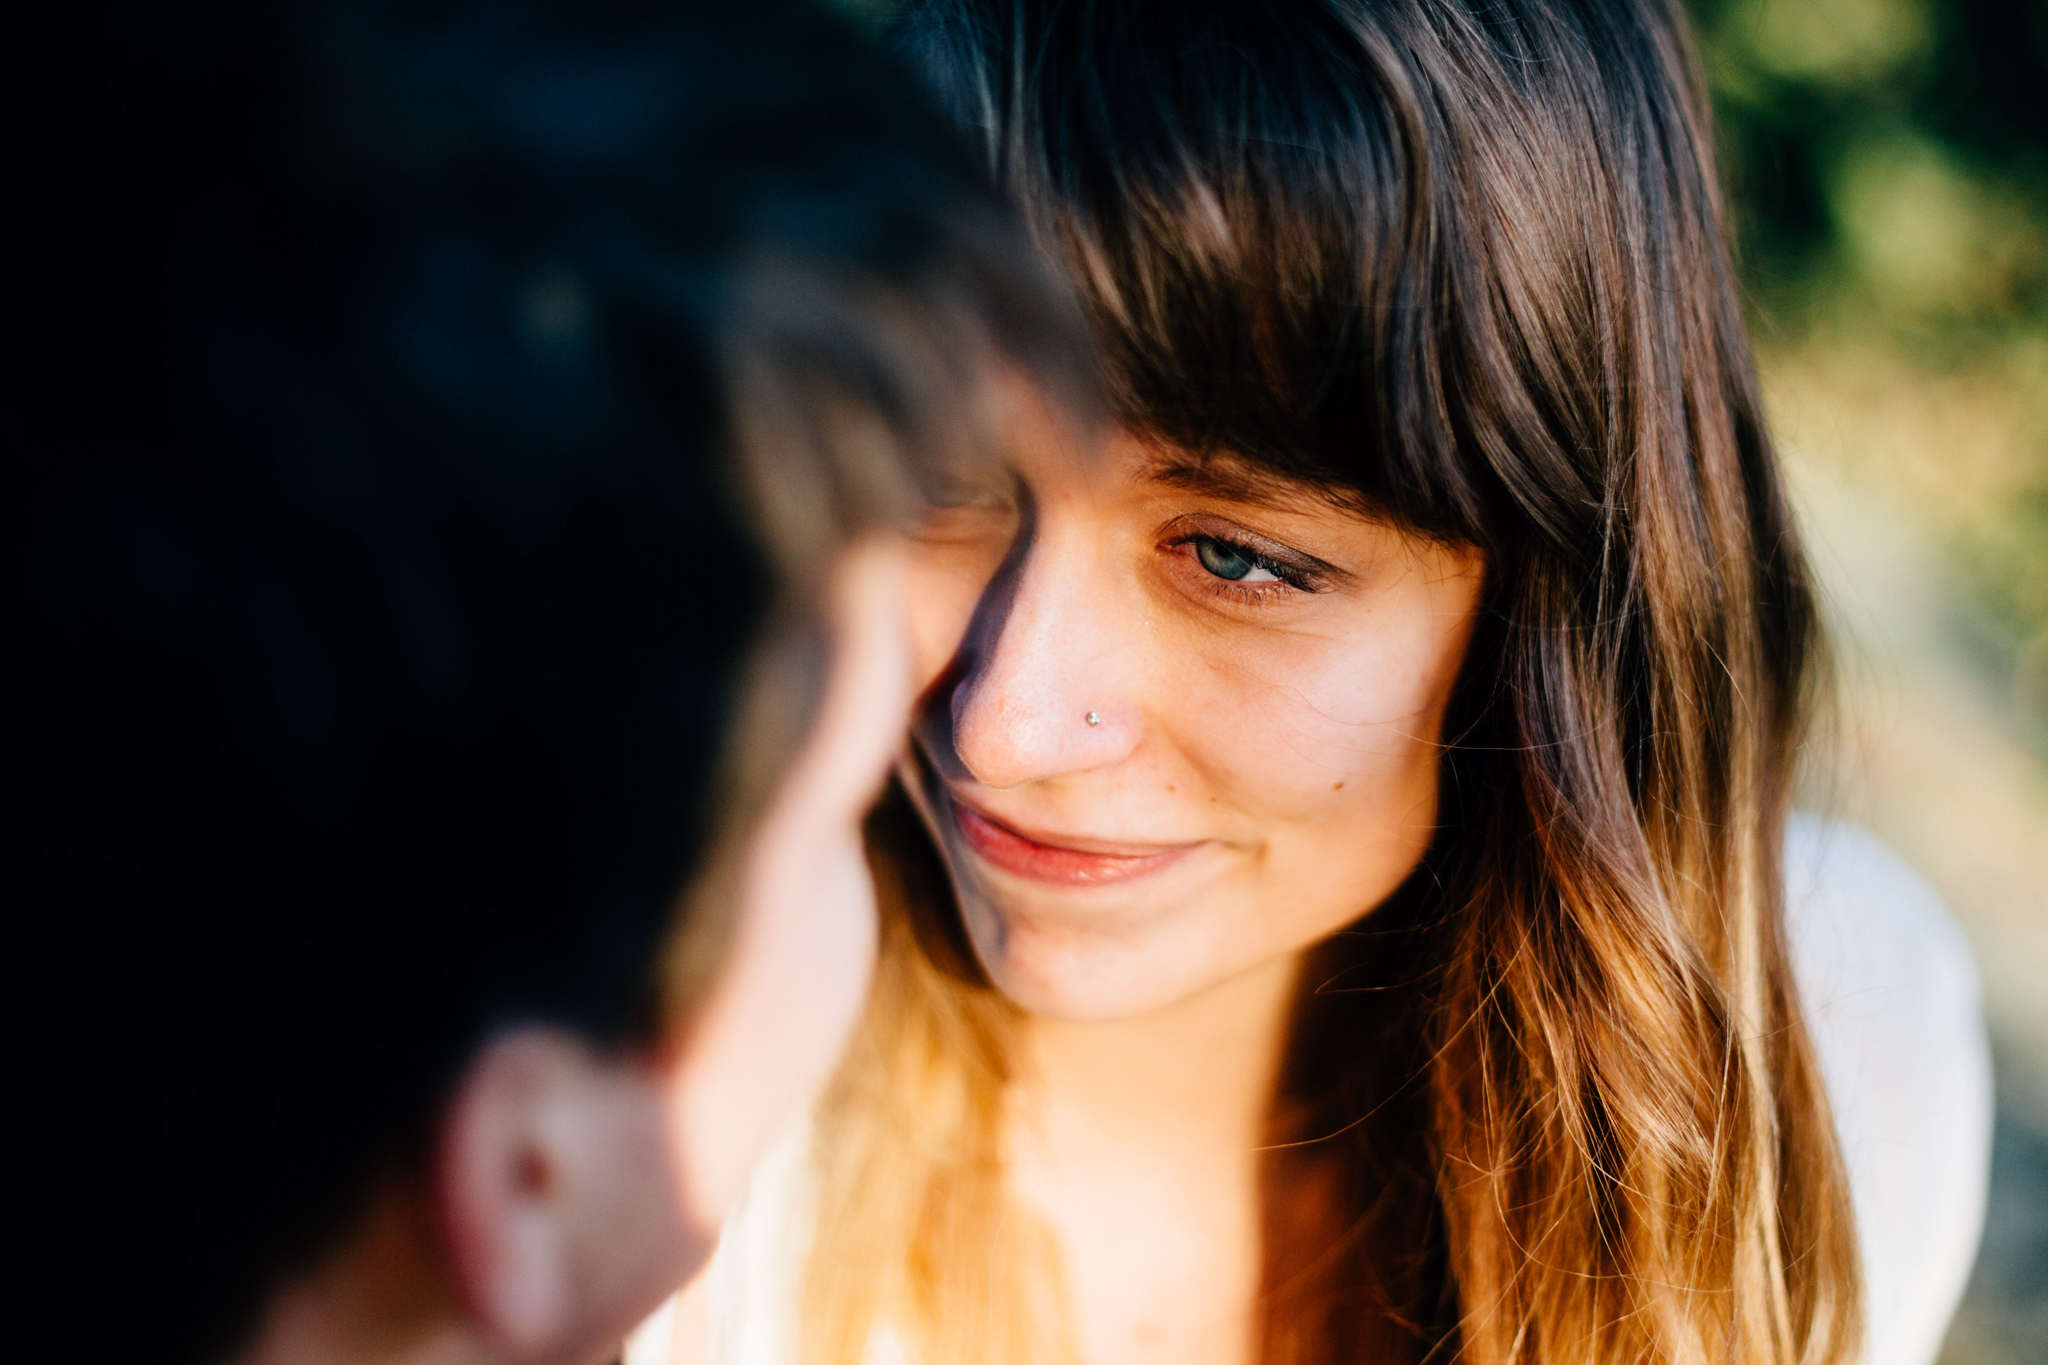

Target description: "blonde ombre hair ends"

left=801, top=2, right=1862, bottom=1363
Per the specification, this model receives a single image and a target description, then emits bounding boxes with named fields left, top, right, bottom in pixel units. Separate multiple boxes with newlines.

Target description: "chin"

left=957, top=890, right=1234, bottom=1022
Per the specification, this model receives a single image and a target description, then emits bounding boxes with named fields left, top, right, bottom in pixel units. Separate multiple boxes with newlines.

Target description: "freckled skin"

left=902, top=422, right=1485, bottom=1023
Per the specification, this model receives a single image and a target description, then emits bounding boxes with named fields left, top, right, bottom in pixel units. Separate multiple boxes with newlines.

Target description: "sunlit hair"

left=799, top=2, right=1861, bottom=1364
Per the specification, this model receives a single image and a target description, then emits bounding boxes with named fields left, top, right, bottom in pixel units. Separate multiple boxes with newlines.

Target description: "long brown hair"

left=802, top=2, right=1860, bottom=1363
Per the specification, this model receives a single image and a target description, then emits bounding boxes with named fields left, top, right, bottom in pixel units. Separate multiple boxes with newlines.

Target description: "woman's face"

left=903, top=420, right=1486, bottom=1023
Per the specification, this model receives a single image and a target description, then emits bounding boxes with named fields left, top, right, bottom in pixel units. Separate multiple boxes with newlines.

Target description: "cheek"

left=1166, top=633, right=1464, bottom=964
left=1176, top=613, right=1469, bottom=827
left=795, top=831, right=883, bottom=1041
left=662, top=820, right=878, bottom=1231
left=747, top=819, right=879, bottom=1071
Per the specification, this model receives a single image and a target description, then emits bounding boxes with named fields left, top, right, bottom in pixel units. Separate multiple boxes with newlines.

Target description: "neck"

left=233, top=1182, right=477, bottom=1365
left=1001, top=949, right=1304, bottom=1365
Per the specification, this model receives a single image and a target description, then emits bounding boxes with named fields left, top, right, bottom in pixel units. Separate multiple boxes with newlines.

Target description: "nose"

left=937, top=525, right=1142, bottom=791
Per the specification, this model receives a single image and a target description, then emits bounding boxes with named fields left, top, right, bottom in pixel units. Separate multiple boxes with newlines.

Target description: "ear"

left=436, top=1026, right=705, bottom=1362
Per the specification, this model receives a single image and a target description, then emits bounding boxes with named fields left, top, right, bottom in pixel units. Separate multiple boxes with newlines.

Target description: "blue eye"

left=1194, top=536, right=1280, bottom=583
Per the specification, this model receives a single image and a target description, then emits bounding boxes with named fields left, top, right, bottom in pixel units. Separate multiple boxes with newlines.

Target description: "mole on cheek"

left=1333, top=781, right=1344, bottom=790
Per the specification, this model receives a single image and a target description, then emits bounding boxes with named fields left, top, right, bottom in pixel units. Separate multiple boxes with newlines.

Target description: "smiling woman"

left=632, top=3, right=1989, bottom=1365
left=906, top=431, right=1485, bottom=1026
left=703, top=1, right=1854, bottom=1362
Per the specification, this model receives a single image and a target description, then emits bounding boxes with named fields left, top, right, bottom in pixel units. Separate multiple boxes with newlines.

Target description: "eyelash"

left=1164, top=532, right=1322, bottom=605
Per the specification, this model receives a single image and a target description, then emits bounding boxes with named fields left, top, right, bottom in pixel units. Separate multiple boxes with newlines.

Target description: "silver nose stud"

left=1085, top=710, right=1102, bottom=727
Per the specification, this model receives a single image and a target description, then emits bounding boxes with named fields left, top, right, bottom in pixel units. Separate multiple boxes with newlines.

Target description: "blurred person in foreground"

left=3, top=3, right=1085, bottom=1364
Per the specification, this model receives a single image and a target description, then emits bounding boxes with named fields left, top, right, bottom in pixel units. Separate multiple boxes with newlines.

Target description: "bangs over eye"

left=1140, top=446, right=1391, bottom=527
left=964, top=1, right=1496, bottom=549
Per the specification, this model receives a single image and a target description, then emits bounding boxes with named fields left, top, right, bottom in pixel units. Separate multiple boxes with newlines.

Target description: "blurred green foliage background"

left=1690, top=0, right=2047, bottom=724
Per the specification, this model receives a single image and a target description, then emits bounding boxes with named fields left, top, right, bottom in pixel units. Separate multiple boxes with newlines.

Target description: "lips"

left=948, top=799, right=1197, bottom=887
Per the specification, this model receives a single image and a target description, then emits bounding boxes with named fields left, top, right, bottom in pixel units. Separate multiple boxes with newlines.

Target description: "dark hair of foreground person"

left=1, top=3, right=1082, bottom=1362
